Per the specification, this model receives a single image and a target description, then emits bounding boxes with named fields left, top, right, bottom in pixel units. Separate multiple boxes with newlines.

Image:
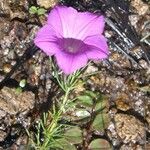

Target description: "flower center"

left=67, top=46, right=74, bottom=53
left=64, top=38, right=82, bottom=54
left=58, top=38, right=86, bottom=54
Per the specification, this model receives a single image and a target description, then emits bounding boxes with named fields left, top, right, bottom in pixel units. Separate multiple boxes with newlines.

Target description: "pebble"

left=37, top=0, right=58, bottom=9
left=131, top=0, right=149, bottom=16
left=114, top=114, right=145, bottom=144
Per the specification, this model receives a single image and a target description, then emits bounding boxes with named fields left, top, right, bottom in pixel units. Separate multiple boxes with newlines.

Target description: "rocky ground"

left=0, top=0, right=149, bottom=149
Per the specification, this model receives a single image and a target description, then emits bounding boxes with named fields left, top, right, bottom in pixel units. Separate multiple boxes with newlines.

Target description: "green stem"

left=40, top=87, right=71, bottom=149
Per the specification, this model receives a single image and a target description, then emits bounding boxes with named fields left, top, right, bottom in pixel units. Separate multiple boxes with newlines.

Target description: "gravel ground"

left=0, top=0, right=149, bottom=149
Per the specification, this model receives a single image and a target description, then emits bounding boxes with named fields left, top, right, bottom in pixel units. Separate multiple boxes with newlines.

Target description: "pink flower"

left=34, top=6, right=108, bottom=74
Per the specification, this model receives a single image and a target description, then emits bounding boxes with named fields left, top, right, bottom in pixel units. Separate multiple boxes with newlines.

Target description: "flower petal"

left=34, top=24, right=61, bottom=55
left=84, top=35, right=109, bottom=59
left=74, top=13, right=105, bottom=40
left=48, top=6, right=104, bottom=40
left=55, top=51, right=88, bottom=74
left=48, top=6, right=77, bottom=37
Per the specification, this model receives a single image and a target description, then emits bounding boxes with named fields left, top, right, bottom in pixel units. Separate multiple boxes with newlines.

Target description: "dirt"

left=114, top=114, right=145, bottom=144
left=0, top=87, right=35, bottom=117
left=0, top=87, right=35, bottom=147
left=0, top=0, right=149, bottom=149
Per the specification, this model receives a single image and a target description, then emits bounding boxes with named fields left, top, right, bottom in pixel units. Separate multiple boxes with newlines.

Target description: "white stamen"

left=68, top=46, right=74, bottom=52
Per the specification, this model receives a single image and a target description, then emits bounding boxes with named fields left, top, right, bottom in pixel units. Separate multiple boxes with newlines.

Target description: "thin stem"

left=40, top=87, right=71, bottom=149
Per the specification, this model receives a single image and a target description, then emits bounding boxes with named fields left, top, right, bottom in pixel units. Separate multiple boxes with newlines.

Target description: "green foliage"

left=29, top=6, right=47, bottom=15
left=53, top=138, right=77, bottom=150
left=89, top=139, right=112, bottom=150
left=15, top=87, right=23, bottom=94
left=19, top=79, right=26, bottom=88
left=94, top=96, right=108, bottom=112
left=77, top=95, right=93, bottom=107
left=64, top=127, right=82, bottom=144
left=77, top=90, right=98, bottom=107
left=92, top=113, right=110, bottom=131
left=15, top=79, right=27, bottom=94
left=37, top=8, right=47, bottom=15
left=64, top=90, right=110, bottom=132
left=29, top=6, right=37, bottom=14
left=27, top=112, right=63, bottom=149
left=27, top=88, right=110, bottom=149
left=26, top=58, right=110, bottom=149
left=27, top=62, right=82, bottom=149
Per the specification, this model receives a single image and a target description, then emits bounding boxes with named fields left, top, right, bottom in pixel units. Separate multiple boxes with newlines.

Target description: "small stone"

left=37, top=0, right=58, bottom=9
left=146, top=113, right=150, bottom=129
left=3, top=63, right=11, bottom=73
left=85, top=65, right=98, bottom=74
left=0, top=130, right=7, bottom=141
left=115, top=93, right=131, bottom=111
left=129, top=15, right=139, bottom=29
left=145, top=143, right=150, bottom=150
left=139, top=59, right=149, bottom=69
left=131, top=0, right=149, bottom=16
left=114, top=114, right=145, bottom=144
left=3, top=48, right=9, bottom=55
left=120, top=144, right=143, bottom=150
left=0, top=87, right=35, bottom=119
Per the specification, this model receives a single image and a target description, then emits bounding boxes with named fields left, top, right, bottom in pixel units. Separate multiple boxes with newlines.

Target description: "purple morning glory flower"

left=34, top=6, right=108, bottom=74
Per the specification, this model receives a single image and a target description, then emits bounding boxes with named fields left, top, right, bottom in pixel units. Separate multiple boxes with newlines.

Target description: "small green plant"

left=26, top=59, right=111, bottom=149
left=15, top=79, right=26, bottom=93
left=29, top=6, right=47, bottom=15
left=27, top=111, right=64, bottom=149
left=27, top=59, right=83, bottom=149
